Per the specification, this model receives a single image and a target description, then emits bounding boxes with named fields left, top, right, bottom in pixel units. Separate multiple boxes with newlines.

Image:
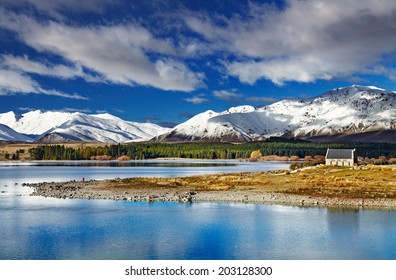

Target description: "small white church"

left=325, top=148, right=356, bottom=166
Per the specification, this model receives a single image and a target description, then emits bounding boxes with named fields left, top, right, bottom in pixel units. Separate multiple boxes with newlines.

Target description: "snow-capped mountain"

left=155, top=85, right=396, bottom=143
left=153, top=106, right=257, bottom=142
left=0, top=123, right=33, bottom=142
left=0, top=110, right=170, bottom=143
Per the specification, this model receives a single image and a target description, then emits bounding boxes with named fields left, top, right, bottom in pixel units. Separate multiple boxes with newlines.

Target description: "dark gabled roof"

left=326, top=149, right=354, bottom=159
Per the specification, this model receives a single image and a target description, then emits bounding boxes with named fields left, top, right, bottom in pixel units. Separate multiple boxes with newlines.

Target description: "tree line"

left=4, top=149, right=24, bottom=160
left=28, top=139, right=396, bottom=160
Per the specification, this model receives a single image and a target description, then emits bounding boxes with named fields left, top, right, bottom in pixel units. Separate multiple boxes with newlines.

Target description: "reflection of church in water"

left=326, top=208, right=360, bottom=236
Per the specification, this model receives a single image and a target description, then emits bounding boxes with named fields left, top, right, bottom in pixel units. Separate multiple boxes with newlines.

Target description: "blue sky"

left=1, top=0, right=396, bottom=127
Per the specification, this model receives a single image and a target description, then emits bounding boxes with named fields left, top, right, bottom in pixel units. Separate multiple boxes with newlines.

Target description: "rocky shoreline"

left=25, top=178, right=396, bottom=209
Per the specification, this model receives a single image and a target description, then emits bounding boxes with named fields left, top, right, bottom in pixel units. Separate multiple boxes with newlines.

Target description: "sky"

left=1, top=0, right=396, bottom=127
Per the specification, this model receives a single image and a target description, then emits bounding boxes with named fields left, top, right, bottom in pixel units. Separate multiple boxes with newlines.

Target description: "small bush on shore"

left=388, top=158, right=396, bottom=164
left=90, top=155, right=112, bottom=160
left=249, top=150, right=262, bottom=162
left=290, top=155, right=301, bottom=161
left=359, top=156, right=396, bottom=165
left=117, top=155, right=131, bottom=161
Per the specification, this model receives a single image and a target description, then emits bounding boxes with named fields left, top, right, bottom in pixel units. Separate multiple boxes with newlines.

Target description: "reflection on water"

left=1, top=199, right=396, bottom=260
left=1, top=160, right=396, bottom=260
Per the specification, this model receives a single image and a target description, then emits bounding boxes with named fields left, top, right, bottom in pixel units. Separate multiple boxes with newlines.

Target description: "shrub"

left=388, top=158, right=396, bottom=164
left=249, top=150, right=262, bottom=161
left=117, top=155, right=131, bottom=161
left=304, top=155, right=313, bottom=161
left=90, top=155, right=112, bottom=160
left=373, top=158, right=386, bottom=165
left=290, top=155, right=300, bottom=161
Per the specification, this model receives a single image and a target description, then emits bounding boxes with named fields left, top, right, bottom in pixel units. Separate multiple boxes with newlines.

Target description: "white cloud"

left=42, top=89, right=88, bottom=100
left=213, top=89, right=276, bottom=104
left=95, top=110, right=107, bottom=114
left=246, top=96, right=277, bottom=104
left=227, top=56, right=335, bottom=86
left=113, top=108, right=126, bottom=114
left=1, top=0, right=116, bottom=20
left=2, top=54, right=101, bottom=82
left=213, top=90, right=244, bottom=101
left=0, top=69, right=88, bottom=100
left=0, top=9, right=204, bottom=92
left=0, top=69, right=38, bottom=94
left=155, top=59, right=204, bottom=91
left=18, top=107, right=38, bottom=111
left=368, top=65, right=396, bottom=81
left=60, top=108, right=92, bottom=113
left=184, top=96, right=209, bottom=104
left=18, top=107, right=92, bottom=113
left=185, top=0, right=396, bottom=85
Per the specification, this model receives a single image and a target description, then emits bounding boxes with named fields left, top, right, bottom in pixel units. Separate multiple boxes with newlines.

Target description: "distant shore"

left=27, top=164, right=396, bottom=208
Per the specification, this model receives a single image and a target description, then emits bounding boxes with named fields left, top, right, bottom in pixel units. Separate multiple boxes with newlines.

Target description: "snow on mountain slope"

left=157, top=85, right=396, bottom=142
left=0, top=110, right=170, bottom=143
left=154, top=107, right=258, bottom=142
left=40, top=113, right=170, bottom=143
left=0, top=110, right=77, bottom=135
left=0, top=123, right=33, bottom=142
left=290, top=85, right=396, bottom=137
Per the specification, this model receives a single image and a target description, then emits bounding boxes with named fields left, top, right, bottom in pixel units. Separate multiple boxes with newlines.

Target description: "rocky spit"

left=25, top=179, right=396, bottom=209
left=25, top=180, right=200, bottom=203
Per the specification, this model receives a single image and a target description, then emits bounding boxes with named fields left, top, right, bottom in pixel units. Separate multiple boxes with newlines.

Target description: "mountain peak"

left=224, top=105, right=256, bottom=114
left=0, top=111, right=21, bottom=123
left=330, top=85, right=387, bottom=94
left=350, top=85, right=385, bottom=91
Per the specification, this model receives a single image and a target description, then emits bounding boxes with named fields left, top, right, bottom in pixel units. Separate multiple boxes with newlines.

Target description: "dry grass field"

left=101, top=165, right=396, bottom=200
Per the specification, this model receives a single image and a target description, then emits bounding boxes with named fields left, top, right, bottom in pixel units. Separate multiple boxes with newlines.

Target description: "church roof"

left=326, top=149, right=355, bottom=159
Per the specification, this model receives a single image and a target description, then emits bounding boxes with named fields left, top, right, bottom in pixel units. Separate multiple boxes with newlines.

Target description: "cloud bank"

left=0, top=7, right=204, bottom=95
left=185, top=0, right=396, bottom=85
left=0, top=69, right=87, bottom=99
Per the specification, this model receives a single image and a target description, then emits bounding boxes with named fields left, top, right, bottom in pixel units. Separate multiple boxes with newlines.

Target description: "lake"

left=1, top=160, right=396, bottom=260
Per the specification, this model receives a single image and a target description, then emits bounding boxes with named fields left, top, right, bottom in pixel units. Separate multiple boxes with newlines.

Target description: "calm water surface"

left=1, top=160, right=396, bottom=260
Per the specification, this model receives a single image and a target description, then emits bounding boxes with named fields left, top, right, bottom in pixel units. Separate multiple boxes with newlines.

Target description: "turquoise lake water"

left=1, top=160, right=396, bottom=260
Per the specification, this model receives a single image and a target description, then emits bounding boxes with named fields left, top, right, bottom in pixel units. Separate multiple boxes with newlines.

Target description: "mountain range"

left=154, top=85, right=396, bottom=143
left=0, top=110, right=170, bottom=143
left=1, top=85, right=396, bottom=143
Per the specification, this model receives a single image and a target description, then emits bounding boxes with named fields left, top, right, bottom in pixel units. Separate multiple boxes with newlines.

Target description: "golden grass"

left=101, top=165, right=396, bottom=200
